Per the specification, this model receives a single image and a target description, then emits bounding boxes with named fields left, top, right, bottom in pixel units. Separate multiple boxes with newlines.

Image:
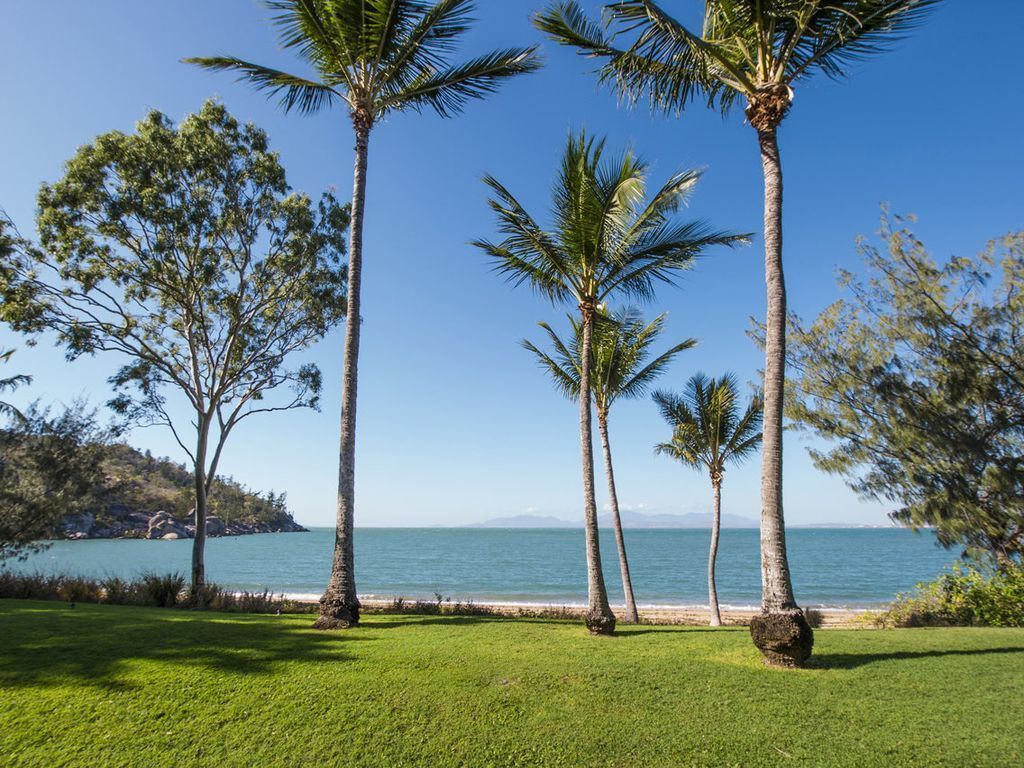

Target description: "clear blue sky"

left=1, top=2, right=1021, bottom=528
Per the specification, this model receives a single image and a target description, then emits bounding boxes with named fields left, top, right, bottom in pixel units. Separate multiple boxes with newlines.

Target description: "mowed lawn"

left=1, top=601, right=1022, bottom=767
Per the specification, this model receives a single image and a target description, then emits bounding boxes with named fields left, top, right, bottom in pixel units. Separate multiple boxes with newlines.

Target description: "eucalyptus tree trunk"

left=579, top=306, right=615, bottom=634
left=597, top=412, right=639, bottom=624
left=749, top=125, right=813, bottom=666
left=316, top=115, right=371, bottom=630
left=708, top=476, right=722, bottom=627
left=191, top=417, right=210, bottom=598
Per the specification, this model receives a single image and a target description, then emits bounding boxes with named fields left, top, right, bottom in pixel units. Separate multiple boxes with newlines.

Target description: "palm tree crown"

left=188, top=0, right=541, bottom=127
left=654, top=373, right=763, bottom=483
left=474, top=132, right=747, bottom=310
left=536, top=0, right=940, bottom=130
left=523, top=308, right=695, bottom=417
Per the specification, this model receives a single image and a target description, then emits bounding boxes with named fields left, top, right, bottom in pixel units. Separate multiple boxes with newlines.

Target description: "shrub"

left=100, top=576, right=141, bottom=605
left=140, top=572, right=186, bottom=608
left=877, top=562, right=1024, bottom=628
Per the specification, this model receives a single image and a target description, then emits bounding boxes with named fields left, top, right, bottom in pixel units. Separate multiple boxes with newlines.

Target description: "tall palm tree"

left=523, top=308, right=695, bottom=623
left=188, top=0, right=541, bottom=628
left=536, top=0, right=940, bottom=665
left=654, top=374, right=762, bottom=627
left=474, top=131, right=745, bottom=633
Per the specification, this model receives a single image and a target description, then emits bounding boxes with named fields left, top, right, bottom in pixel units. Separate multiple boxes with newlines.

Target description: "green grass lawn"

left=1, top=600, right=1021, bottom=767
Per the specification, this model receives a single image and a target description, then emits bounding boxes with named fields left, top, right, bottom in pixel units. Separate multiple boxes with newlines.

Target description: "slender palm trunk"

left=579, top=307, right=615, bottom=634
left=749, top=125, right=813, bottom=666
left=756, top=126, right=797, bottom=613
left=316, top=116, right=371, bottom=629
left=708, top=476, right=722, bottom=627
left=597, top=413, right=638, bottom=624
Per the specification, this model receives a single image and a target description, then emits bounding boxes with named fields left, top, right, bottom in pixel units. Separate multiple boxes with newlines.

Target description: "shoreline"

left=284, top=595, right=873, bottom=628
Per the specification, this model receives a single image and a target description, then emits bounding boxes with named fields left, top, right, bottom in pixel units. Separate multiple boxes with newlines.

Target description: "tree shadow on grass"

left=360, top=615, right=575, bottom=630
left=615, top=626, right=727, bottom=637
left=0, top=601, right=369, bottom=690
left=810, top=646, right=1024, bottom=670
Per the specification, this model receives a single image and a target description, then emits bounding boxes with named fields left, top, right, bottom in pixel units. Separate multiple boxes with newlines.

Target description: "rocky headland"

left=61, top=504, right=306, bottom=540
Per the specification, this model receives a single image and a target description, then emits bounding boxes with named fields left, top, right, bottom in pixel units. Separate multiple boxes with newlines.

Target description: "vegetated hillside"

left=61, top=442, right=305, bottom=538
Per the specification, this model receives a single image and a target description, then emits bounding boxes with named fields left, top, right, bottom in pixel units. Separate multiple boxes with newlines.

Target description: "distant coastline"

left=458, top=511, right=895, bottom=530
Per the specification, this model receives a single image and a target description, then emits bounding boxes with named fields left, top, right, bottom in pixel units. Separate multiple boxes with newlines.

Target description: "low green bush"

left=876, top=562, right=1024, bottom=628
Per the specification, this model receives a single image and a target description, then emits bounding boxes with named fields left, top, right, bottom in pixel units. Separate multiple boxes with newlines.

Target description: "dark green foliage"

left=139, top=572, right=186, bottom=608
left=876, top=563, right=1024, bottom=628
left=99, top=442, right=296, bottom=527
left=783, top=219, right=1024, bottom=565
left=0, top=401, right=113, bottom=561
left=0, top=571, right=312, bottom=614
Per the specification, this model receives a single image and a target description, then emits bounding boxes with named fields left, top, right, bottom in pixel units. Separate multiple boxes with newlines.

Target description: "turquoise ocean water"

left=7, top=527, right=957, bottom=609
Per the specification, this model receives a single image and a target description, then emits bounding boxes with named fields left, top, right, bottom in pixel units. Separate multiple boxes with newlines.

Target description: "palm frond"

left=653, top=372, right=763, bottom=474
left=379, top=47, right=541, bottom=118
left=184, top=56, right=341, bottom=115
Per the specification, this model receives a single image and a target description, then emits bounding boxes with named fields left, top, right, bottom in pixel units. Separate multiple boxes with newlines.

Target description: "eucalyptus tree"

left=536, top=0, right=940, bottom=665
left=475, top=132, right=744, bottom=633
left=523, top=308, right=694, bottom=623
left=187, top=0, right=541, bottom=628
left=0, top=102, right=349, bottom=594
left=654, top=375, right=763, bottom=627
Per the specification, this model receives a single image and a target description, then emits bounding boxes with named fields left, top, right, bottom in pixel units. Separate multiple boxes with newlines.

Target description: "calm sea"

left=7, top=527, right=957, bottom=609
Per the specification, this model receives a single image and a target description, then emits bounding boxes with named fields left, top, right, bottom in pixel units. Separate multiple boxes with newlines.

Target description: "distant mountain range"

left=466, top=510, right=759, bottom=529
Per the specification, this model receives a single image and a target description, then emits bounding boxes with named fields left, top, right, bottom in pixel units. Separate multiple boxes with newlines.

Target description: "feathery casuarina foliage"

left=784, top=218, right=1024, bottom=566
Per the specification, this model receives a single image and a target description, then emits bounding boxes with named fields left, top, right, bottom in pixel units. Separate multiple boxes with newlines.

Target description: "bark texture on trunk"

left=191, top=418, right=210, bottom=599
left=316, top=118, right=371, bottom=630
left=708, top=476, right=722, bottom=627
left=579, top=307, right=615, bottom=634
left=598, top=413, right=638, bottom=624
left=750, top=125, right=813, bottom=666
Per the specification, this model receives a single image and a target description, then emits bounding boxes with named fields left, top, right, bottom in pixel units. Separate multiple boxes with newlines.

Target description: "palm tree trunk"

left=708, top=477, right=722, bottom=627
left=316, top=116, right=371, bottom=629
left=579, top=306, right=615, bottom=634
left=749, top=125, right=812, bottom=666
left=597, top=413, right=638, bottom=624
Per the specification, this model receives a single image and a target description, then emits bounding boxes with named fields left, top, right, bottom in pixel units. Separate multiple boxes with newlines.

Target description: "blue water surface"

left=8, top=527, right=956, bottom=608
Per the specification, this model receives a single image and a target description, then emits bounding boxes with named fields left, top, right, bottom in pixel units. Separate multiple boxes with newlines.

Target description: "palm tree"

left=188, top=0, right=541, bottom=628
left=536, top=0, right=940, bottom=665
left=654, top=374, right=762, bottom=627
left=523, top=308, right=695, bottom=623
left=474, top=131, right=745, bottom=633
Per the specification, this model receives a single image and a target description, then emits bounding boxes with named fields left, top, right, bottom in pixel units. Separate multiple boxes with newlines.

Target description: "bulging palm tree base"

left=314, top=594, right=360, bottom=630
left=749, top=610, right=813, bottom=667
left=585, top=609, right=617, bottom=635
